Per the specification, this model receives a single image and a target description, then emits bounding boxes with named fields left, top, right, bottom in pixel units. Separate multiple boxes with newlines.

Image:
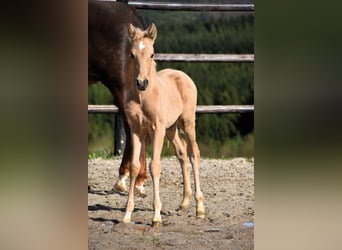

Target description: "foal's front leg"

left=122, top=132, right=142, bottom=223
left=150, top=127, right=165, bottom=227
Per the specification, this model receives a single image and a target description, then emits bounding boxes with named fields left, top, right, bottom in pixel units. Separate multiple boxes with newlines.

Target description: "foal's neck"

left=145, top=60, right=159, bottom=89
left=149, top=60, right=158, bottom=80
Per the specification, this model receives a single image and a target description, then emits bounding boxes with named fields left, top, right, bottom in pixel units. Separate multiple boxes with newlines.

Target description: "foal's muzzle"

left=136, top=79, right=148, bottom=91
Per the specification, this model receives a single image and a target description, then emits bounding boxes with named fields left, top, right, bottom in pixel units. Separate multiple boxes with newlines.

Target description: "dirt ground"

left=88, top=157, right=254, bottom=249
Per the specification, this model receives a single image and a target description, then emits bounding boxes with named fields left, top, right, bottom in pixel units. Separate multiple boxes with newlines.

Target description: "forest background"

left=88, top=2, right=254, bottom=159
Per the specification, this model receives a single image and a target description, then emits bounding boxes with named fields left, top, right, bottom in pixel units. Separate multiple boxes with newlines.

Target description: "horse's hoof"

left=196, top=211, right=206, bottom=219
left=152, top=221, right=161, bottom=228
left=135, top=185, right=147, bottom=198
left=177, top=205, right=188, bottom=212
left=113, top=183, right=128, bottom=194
left=113, top=177, right=128, bottom=194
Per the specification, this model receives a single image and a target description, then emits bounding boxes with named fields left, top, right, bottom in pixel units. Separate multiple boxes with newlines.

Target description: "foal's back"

left=157, top=69, right=197, bottom=116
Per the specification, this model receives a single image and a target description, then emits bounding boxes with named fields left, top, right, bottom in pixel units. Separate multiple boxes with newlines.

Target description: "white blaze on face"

left=139, top=41, right=146, bottom=50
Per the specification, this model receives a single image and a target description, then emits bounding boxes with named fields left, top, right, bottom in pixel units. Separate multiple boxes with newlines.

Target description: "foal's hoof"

left=135, top=185, right=147, bottom=198
left=152, top=221, right=161, bottom=228
left=122, top=217, right=131, bottom=224
left=196, top=211, right=206, bottom=219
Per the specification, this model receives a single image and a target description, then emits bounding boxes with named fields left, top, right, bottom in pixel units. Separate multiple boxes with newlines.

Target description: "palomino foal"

left=122, top=23, right=205, bottom=227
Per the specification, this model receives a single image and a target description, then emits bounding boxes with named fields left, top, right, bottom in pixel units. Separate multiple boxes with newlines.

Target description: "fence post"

left=114, top=113, right=126, bottom=156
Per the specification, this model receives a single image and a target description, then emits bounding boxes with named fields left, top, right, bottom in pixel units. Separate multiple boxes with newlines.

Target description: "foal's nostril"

left=137, top=79, right=148, bottom=90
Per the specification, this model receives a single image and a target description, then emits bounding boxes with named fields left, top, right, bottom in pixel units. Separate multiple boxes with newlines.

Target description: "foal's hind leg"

left=166, top=124, right=192, bottom=211
left=135, top=141, right=148, bottom=197
left=182, top=118, right=205, bottom=219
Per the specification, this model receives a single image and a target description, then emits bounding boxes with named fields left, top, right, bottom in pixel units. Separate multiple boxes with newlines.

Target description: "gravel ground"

left=88, top=157, right=254, bottom=249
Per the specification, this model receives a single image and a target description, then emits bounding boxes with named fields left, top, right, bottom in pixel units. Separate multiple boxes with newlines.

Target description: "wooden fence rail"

left=129, top=1, right=255, bottom=12
left=155, top=53, right=254, bottom=62
left=97, top=1, right=254, bottom=12
left=88, top=105, right=254, bottom=114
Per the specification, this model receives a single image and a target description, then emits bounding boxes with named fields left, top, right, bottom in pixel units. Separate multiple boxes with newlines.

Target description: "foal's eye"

left=150, top=54, right=154, bottom=58
left=130, top=52, right=135, bottom=58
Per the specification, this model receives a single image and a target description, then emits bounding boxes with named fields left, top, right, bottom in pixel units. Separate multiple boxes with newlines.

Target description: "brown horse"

left=122, top=23, right=205, bottom=227
left=88, top=0, right=148, bottom=196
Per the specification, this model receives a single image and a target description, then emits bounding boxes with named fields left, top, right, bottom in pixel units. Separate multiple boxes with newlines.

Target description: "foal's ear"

left=147, top=23, right=157, bottom=42
left=128, top=23, right=136, bottom=41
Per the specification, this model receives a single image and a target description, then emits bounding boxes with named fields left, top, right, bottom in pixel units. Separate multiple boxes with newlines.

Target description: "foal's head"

left=128, top=23, right=157, bottom=91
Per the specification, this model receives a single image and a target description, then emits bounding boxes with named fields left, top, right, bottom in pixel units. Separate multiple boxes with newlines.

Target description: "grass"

left=88, top=150, right=113, bottom=160
left=198, top=133, right=254, bottom=159
left=88, top=132, right=254, bottom=159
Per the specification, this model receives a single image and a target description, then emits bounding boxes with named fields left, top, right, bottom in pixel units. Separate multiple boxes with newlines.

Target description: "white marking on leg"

left=113, top=173, right=129, bottom=193
left=121, top=174, right=128, bottom=185
left=135, top=185, right=147, bottom=198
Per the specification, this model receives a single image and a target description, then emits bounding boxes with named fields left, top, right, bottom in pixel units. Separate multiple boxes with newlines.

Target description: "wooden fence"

left=89, top=105, right=254, bottom=114
left=89, top=1, right=254, bottom=154
left=127, top=1, right=254, bottom=11
left=96, top=1, right=254, bottom=11
left=155, top=53, right=254, bottom=62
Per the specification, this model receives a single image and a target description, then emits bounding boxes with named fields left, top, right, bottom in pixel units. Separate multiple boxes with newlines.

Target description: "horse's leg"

left=134, top=141, right=148, bottom=197
left=113, top=123, right=147, bottom=197
left=113, top=123, right=132, bottom=193
left=150, top=127, right=165, bottom=227
left=182, top=118, right=205, bottom=219
left=166, top=124, right=192, bottom=211
left=122, top=132, right=142, bottom=223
